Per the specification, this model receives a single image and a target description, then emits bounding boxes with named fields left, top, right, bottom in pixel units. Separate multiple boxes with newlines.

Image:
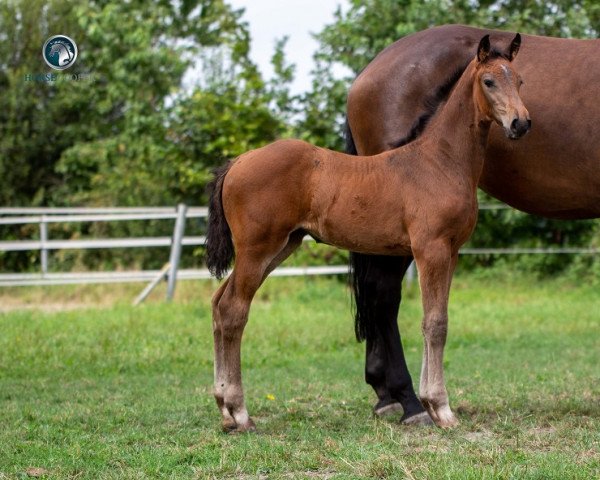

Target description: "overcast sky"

left=227, top=0, right=349, bottom=94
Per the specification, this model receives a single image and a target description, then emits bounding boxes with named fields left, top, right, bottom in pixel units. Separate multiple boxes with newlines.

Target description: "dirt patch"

left=463, top=429, right=494, bottom=442
left=528, top=426, right=556, bottom=436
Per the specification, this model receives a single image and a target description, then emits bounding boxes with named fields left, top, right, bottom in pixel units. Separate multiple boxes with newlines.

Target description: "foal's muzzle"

left=508, top=117, right=531, bottom=139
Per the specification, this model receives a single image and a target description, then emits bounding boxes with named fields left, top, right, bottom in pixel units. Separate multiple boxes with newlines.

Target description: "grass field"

left=0, top=273, right=598, bottom=479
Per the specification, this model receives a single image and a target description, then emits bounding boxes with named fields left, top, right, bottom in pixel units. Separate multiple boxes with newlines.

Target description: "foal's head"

left=474, top=34, right=530, bottom=140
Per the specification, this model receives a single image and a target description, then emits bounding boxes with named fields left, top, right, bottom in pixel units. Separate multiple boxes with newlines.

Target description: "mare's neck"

left=421, top=61, right=491, bottom=188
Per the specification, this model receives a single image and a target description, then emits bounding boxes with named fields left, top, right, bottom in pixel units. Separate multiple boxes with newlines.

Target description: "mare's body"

left=346, top=25, right=600, bottom=424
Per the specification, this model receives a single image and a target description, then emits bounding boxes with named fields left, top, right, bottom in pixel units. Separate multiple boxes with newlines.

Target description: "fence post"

left=40, top=215, right=48, bottom=276
left=133, top=262, right=171, bottom=306
left=406, top=260, right=416, bottom=286
left=166, top=204, right=187, bottom=301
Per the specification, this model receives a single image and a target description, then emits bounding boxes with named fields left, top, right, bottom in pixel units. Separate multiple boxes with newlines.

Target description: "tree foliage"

left=0, top=0, right=291, bottom=208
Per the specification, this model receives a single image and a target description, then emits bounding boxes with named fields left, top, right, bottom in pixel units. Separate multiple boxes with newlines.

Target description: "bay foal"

left=206, top=34, right=529, bottom=432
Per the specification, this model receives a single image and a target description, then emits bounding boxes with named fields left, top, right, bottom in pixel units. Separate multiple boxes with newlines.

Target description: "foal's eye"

left=484, top=79, right=495, bottom=88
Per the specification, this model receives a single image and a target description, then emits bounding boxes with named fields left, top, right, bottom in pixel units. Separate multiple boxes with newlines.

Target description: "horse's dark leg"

left=352, top=254, right=430, bottom=424
left=379, top=292, right=433, bottom=425
left=365, top=334, right=397, bottom=412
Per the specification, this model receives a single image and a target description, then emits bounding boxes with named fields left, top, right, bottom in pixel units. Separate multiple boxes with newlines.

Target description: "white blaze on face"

left=496, top=63, right=519, bottom=134
left=500, top=64, right=512, bottom=81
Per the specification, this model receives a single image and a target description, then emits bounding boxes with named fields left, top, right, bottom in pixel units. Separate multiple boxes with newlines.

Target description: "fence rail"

left=1, top=206, right=598, bottom=299
left=0, top=266, right=350, bottom=288
left=0, top=207, right=208, bottom=215
left=0, top=236, right=207, bottom=252
left=0, top=206, right=353, bottom=299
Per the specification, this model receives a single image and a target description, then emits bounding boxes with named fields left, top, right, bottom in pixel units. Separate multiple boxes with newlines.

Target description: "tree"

left=52, top=2, right=295, bottom=208
left=0, top=0, right=289, bottom=207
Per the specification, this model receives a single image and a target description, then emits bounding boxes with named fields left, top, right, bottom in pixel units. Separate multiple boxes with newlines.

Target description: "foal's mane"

left=390, top=48, right=513, bottom=149
left=390, top=61, right=470, bottom=149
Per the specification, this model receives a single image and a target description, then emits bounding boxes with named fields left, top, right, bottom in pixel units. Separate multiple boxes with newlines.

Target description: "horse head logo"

left=43, top=35, right=78, bottom=70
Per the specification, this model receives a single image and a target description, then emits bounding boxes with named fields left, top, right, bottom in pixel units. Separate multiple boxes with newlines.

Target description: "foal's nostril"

left=508, top=117, right=530, bottom=138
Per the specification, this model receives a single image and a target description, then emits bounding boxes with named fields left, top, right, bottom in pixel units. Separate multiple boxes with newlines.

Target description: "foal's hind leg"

left=214, top=256, right=265, bottom=433
left=212, top=278, right=237, bottom=432
left=263, top=231, right=305, bottom=278
left=413, top=242, right=459, bottom=428
left=213, top=233, right=303, bottom=432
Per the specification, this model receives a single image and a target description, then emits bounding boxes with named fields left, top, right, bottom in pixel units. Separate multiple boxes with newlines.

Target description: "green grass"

left=0, top=274, right=598, bottom=479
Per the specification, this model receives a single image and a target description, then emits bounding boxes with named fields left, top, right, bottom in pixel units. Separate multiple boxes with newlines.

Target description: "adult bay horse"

left=346, top=24, right=600, bottom=425
left=206, top=34, right=529, bottom=432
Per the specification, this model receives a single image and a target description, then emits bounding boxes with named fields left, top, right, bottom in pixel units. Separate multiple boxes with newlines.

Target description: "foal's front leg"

left=413, top=243, right=459, bottom=427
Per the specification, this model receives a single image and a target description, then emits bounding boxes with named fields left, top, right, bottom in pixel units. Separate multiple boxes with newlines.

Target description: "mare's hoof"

left=401, top=411, right=435, bottom=426
left=373, top=400, right=403, bottom=417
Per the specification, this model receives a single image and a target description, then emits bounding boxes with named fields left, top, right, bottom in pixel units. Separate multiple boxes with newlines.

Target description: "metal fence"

left=0, top=206, right=350, bottom=302
left=1, top=205, right=598, bottom=301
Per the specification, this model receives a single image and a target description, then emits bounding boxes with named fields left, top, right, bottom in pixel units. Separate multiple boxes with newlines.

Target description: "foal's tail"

left=345, top=120, right=374, bottom=342
left=205, top=162, right=234, bottom=280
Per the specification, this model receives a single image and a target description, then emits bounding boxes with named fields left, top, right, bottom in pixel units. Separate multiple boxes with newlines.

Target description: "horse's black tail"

left=350, top=251, right=378, bottom=342
left=345, top=120, right=373, bottom=342
left=345, top=118, right=358, bottom=156
left=205, top=162, right=234, bottom=280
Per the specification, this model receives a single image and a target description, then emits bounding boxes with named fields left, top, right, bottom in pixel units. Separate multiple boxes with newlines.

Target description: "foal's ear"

left=508, top=33, right=521, bottom=61
left=477, top=35, right=491, bottom=63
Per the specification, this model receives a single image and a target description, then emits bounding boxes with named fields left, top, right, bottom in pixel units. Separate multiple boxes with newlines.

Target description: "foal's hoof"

left=223, top=418, right=256, bottom=434
left=373, top=400, right=403, bottom=417
left=221, top=417, right=238, bottom=433
left=401, top=411, right=435, bottom=426
left=423, top=403, right=459, bottom=428
left=436, top=414, right=459, bottom=429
